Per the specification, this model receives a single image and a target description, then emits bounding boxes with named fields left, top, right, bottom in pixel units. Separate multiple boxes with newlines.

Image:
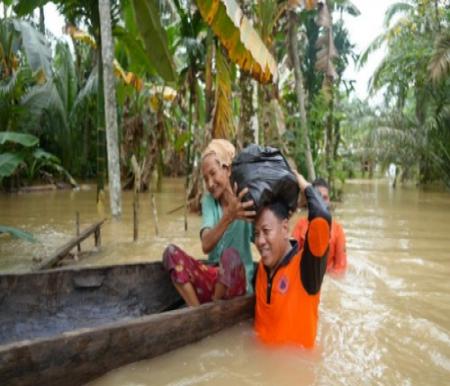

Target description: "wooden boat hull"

left=0, top=262, right=255, bottom=386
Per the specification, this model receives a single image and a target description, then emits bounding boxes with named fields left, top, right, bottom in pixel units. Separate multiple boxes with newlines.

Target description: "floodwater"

left=0, top=179, right=206, bottom=272
left=1, top=179, right=450, bottom=385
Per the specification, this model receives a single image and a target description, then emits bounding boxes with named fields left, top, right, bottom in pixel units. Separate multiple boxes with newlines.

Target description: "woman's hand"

left=293, top=170, right=310, bottom=192
left=293, top=170, right=311, bottom=208
left=223, top=183, right=256, bottom=222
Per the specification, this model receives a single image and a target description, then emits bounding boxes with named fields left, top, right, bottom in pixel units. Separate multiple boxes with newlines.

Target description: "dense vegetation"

left=1, top=0, right=449, bottom=211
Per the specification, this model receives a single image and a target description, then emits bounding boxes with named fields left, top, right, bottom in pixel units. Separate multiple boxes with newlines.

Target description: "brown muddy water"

left=1, top=179, right=450, bottom=385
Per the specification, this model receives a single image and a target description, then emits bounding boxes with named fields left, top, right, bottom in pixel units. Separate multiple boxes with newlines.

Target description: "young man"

left=254, top=174, right=331, bottom=347
left=292, top=178, right=347, bottom=274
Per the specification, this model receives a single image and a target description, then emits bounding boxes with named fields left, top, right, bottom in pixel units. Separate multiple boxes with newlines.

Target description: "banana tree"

left=0, top=18, right=53, bottom=131
left=193, top=0, right=278, bottom=142
left=0, top=131, right=76, bottom=188
left=194, top=0, right=278, bottom=84
left=14, top=0, right=176, bottom=214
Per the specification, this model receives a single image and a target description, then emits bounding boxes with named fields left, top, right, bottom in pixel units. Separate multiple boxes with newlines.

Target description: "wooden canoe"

left=0, top=262, right=255, bottom=386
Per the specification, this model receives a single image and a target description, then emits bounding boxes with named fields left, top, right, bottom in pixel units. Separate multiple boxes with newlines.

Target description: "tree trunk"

left=96, top=46, right=106, bottom=204
left=287, top=10, right=316, bottom=181
left=204, top=31, right=214, bottom=123
left=238, top=71, right=255, bottom=148
left=325, top=80, right=334, bottom=184
left=99, top=0, right=122, bottom=217
left=415, top=77, right=430, bottom=184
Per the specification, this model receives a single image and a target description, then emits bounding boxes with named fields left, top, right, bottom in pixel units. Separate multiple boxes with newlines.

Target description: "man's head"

left=312, top=177, right=330, bottom=207
left=254, top=202, right=291, bottom=270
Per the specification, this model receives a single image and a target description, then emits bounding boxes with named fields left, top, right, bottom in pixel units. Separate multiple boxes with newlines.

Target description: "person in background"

left=162, top=139, right=255, bottom=306
left=253, top=173, right=331, bottom=347
left=292, top=177, right=347, bottom=275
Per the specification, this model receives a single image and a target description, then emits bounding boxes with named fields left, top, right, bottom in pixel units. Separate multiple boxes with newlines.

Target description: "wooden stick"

left=131, top=155, right=141, bottom=242
left=184, top=185, right=188, bottom=231
left=150, top=189, right=159, bottom=236
left=38, top=219, right=106, bottom=270
left=94, top=228, right=101, bottom=247
left=76, top=212, right=81, bottom=252
left=133, top=201, right=138, bottom=241
left=166, top=204, right=184, bottom=215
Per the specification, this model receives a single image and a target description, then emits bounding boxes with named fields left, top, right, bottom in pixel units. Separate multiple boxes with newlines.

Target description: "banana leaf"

left=212, top=47, right=235, bottom=138
left=194, top=0, right=278, bottom=84
left=130, top=0, right=177, bottom=82
left=0, top=152, right=25, bottom=179
left=0, top=225, right=36, bottom=242
left=0, top=132, right=39, bottom=147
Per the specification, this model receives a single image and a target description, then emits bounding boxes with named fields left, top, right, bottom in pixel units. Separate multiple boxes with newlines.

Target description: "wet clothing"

left=254, top=186, right=331, bottom=347
left=163, top=244, right=246, bottom=304
left=201, top=193, right=254, bottom=291
left=292, top=217, right=347, bottom=274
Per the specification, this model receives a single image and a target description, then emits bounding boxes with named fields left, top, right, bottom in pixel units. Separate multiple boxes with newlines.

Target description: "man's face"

left=316, top=186, right=330, bottom=207
left=254, top=208, right=290, bottom=270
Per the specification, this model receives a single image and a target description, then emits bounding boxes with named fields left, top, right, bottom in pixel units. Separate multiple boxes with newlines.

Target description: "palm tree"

left=99, top=0, right=122, bottom=217
left=287, top=6, right=316, bottom=181
left=360, top=0, right=449, bottom=184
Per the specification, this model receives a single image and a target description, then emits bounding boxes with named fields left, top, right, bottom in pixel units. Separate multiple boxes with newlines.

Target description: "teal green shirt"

left=201, top=193, right=254, bottom=292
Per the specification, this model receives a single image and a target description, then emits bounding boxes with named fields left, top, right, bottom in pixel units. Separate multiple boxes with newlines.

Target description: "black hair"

left=312, top=177, right=329, bottom=191
left=262, top=201, right=289, bottom=220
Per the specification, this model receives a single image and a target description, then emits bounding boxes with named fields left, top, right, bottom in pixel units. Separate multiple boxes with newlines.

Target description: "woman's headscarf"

left=201, top=139, right=235, bottom=167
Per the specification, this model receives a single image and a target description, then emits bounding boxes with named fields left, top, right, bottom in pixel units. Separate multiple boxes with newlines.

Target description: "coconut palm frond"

left=428, top=32, right=450, bottom=83
left=335, top=0, right=360, bottom=17
left=20, top=80, right=68, bottom=132
left=12, top=19, right=52, bottom=79
left=359, top=32, right=388, bottom=68
left=71, top=66, right=98, bottom=115
left=0, top=70, right=18, bottom=98
left=369, top=56, right=391, bottom=92
left=383, top=1, right=413, bottom=28
left=53, top=42, right=78, bottom=114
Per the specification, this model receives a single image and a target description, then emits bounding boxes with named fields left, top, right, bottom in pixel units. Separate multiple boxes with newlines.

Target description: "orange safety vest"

left=292, top=218, right=347, bottom=273
left=254, top=252, right=321, bottom=348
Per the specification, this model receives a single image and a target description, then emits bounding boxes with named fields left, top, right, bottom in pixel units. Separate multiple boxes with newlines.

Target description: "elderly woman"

left=163, top=139, right=255, bottom=306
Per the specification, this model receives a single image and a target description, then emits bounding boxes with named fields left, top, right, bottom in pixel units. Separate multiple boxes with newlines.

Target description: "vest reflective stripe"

left=254, top=252, right=320, bottom=348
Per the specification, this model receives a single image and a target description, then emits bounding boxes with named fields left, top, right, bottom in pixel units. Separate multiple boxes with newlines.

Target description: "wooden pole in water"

left=150, top=189, right=159, bottom=236
left=76, top=211, right=81, bottom=253
left=133, top=201, right=138, bottom=241
left=131, top=155, right=140, bottom=242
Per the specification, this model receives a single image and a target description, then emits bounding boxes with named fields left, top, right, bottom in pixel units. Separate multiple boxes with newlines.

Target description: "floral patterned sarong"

left=162, top=244, right=246, bottom=304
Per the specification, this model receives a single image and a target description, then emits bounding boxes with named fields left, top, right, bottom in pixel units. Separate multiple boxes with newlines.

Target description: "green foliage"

left=13, top=0, right=49, bottom=17
left=12, top=19, right=52, bottom=79
left=0, top=131, right=38, bottom=147
left=0, top=131, right=76, bottom=187
left=130, top=0, right=177, bottom=82
left=113, top=25, right=156, bottom=77
left=0, top=152, right=24, bottom=179
left=359, top=0, right=450, bottom=185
